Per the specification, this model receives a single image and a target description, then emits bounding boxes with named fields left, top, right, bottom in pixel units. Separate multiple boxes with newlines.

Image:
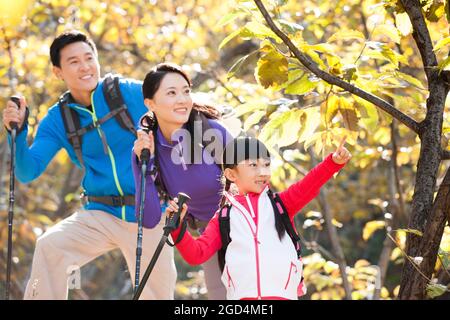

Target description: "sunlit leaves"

left=259, top=109, right=303, bottom=149
left=255, top=44, right=288, bottom=90
left=327, top=29, right=366, bottom=43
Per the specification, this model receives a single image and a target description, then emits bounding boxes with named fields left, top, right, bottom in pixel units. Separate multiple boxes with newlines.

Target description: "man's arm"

left=9, top=110, right=63, bottom=183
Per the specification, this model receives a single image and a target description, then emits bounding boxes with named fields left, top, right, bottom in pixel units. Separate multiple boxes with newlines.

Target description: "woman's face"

left=144, top=72, right=193, bottom=128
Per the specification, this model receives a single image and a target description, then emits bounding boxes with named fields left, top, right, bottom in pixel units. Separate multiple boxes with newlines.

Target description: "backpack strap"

left=102, top=75, right=137, bottom=136
left=267, top=189, right=302, bottom=259
left=218, top=204, right=232, bottom=273
left=59, top=92, right=85, bottom=167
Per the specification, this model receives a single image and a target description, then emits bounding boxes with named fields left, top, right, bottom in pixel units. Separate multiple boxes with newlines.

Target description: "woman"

left=132, top=62, right=232, bottom=299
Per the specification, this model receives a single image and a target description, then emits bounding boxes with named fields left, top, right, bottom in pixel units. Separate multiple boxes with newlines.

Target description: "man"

left=2, top=30, right=176, bottom=300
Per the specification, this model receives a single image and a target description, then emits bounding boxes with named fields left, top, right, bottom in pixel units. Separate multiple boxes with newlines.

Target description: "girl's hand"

left=332, top=136, right=352, bottom=165
left=165, top=197, right=188, bottom=223
left=133, top=129, right=155, bottom=161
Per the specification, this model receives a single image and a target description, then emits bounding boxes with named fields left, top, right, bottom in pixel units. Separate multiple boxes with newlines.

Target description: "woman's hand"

left=133, top=129, right=155, bottom=161
left=165, top=197, right=188, bottom=224
left=332, top=136, right=352, bottom=165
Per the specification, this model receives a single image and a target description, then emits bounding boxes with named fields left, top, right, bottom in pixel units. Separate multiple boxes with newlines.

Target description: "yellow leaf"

left=327, top=29, right=365, bottom=43
left=373, top=24, right=401, bottom=43
left=362, top=221, right=386, bottom=241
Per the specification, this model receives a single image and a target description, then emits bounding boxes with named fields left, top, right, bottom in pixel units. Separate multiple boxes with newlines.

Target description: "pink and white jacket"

left=171, top=153, right=346, bottom=300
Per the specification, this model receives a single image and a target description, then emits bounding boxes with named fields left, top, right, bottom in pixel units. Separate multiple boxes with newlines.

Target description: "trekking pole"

left=5, top=96, right=20, bottom=300
left=133, top=192, right=191, bottom=300
left=134, top=139, right=151, bottom=295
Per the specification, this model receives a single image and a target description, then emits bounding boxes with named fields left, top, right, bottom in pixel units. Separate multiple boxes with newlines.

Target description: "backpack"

left=217, top=189, right=302, bottom=273
left=59, top=74, right=137, bottom=207
left=59, top=74, right=137, bottom=167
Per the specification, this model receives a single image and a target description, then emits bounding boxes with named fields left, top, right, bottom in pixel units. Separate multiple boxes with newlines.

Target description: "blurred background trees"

left=0, top=0, right=449, bottom=299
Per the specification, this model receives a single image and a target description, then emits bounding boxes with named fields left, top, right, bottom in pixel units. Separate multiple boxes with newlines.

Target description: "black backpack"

left=58, top=74, right=137, bottom=207
left=59, top=74, right=137, bottom=167
left=217, top=189, right=302, bottom=272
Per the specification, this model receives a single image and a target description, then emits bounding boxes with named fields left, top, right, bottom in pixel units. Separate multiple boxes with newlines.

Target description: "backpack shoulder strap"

left=102, top=74, right=137, bottom=136
left=267, top=189, right=302, bottom=258
left=59, top=92, right=84, bottom=167
left=217, top=204, right=232, bottom=273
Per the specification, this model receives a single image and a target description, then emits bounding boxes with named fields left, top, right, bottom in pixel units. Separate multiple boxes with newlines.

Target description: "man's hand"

left=3, top=96, right=27, bottom=131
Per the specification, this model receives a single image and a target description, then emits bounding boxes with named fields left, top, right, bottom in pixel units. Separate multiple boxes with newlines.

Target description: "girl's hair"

left=219, top=137, right=286, bottom=241
left=139, top=62, right=221, bottom=201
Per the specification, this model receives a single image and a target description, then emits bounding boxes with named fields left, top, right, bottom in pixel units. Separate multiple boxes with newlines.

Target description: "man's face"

left=53, top=41, right=100, bottom=95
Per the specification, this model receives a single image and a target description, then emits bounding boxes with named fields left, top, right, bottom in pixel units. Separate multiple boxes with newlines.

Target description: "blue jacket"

left=9, top=77, right=147, bottom=222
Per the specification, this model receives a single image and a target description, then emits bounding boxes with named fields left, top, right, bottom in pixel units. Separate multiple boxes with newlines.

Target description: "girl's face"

left=144, top=72, right=193, bottom=127
left=225, top=158, right=271, bottom=195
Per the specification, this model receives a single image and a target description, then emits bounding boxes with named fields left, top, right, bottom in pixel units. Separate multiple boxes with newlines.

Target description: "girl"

left=166, top=136, right=351, bottom=300
left=132, top=62, right=232, bottom=299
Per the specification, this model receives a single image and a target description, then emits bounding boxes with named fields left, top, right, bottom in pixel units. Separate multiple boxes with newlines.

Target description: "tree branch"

left=253, top=0, right=420, bottom=134
left=400, top=0, right=438, bottom=83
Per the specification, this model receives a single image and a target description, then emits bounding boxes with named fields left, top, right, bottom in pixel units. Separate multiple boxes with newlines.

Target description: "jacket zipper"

left=246, top=194, right=262, bottom=299
left=284, top=262, right=298, bottom=290
left=226, top=266, right=235, bottom=289
left=70, top=92, right=126, bottom=220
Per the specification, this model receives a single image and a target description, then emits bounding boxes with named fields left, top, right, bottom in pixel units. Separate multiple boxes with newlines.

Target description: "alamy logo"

left=168, top=120, right=278, bottom=166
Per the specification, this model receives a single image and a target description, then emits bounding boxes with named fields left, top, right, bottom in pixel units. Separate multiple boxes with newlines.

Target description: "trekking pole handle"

left=140, top=127, right=151, bottom=165
left=164, top=192, right=191, bottom=234
left=9, top=96, right=20, bottom=130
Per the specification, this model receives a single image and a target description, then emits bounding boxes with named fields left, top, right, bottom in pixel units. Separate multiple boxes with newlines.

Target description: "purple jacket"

left=132, top=119, right=233, bottom=228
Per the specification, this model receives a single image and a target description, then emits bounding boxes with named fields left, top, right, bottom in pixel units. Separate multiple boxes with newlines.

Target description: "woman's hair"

left=139, top=62, right=221, bottom=201
left=219, top=137, right=286, bottom=241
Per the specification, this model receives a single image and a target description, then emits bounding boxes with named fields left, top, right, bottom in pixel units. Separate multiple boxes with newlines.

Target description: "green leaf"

left=396, top=71, right=426, bottom=90
left=219, top=27, right=243, bottom=50
left=244, top=21, right=281, bottom=42
left=426, top=283, right=448, bottom=299
left=433, top=36, right=450, bottom=51
left=285, top=73, right=319, bottom=95
left=327, top=29, right=365, bottom=43
left=244, top=110, right=266, bottom=131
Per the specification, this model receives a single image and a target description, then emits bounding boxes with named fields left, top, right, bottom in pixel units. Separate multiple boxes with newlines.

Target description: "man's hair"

left=50, top=30, right=97, bottom=67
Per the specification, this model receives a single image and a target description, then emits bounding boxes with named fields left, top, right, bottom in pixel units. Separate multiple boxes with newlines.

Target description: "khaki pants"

left=23, top=209, right=176, bottom=300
